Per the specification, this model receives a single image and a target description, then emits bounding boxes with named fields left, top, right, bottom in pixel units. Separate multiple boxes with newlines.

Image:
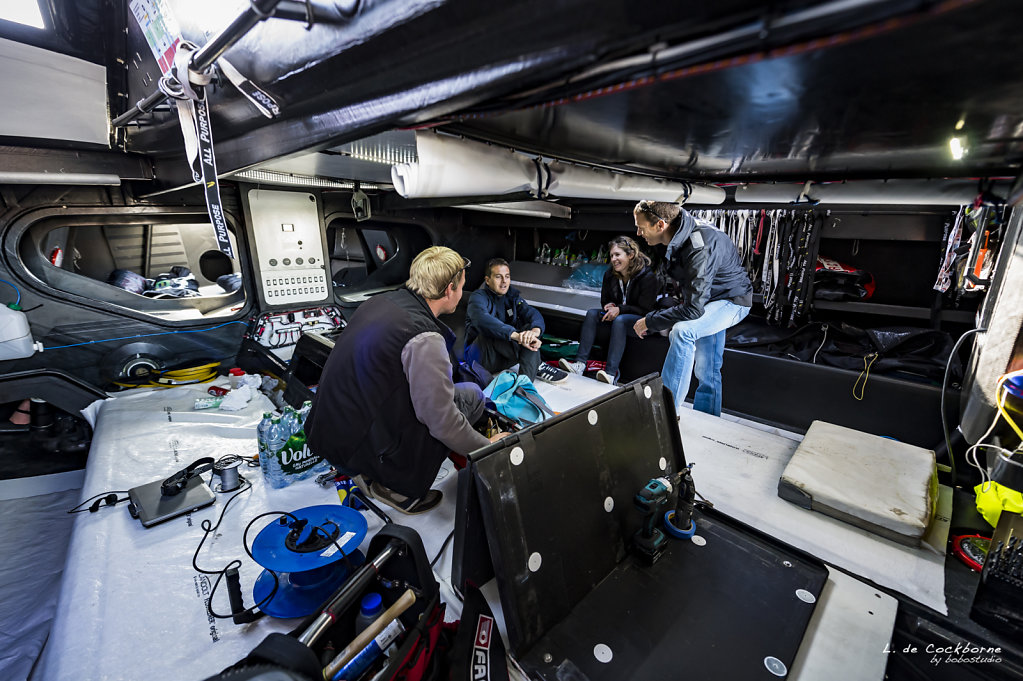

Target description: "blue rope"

left=0, top=278, right=21, bottom=307
left=45, top=320, right=249, bottom=350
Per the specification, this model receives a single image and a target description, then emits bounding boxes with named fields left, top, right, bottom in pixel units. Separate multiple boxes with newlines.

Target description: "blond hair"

left=407, top=246, right=466, bottom=300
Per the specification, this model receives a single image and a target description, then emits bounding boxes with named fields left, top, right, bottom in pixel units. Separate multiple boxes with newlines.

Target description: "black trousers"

left=473, top=334, right=542, bottom=382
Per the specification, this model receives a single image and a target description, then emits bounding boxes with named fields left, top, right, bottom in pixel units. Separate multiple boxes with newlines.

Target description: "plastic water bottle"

left=256, top=412, right=273, bottom=480
left=281, top=406, right=298, bottom=438
left=264, top=416, right=288, bottom=488
left=298, top=400, right=312, bottom=429
left=354, top=593, right=383, bottom=635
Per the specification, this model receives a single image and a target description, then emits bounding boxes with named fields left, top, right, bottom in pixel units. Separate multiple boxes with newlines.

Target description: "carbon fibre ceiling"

left=128, top=0, right=1023, bottom=192
left=441, top=0, right=1023, bottom=182
left=16, top=0, right=1020, bottom=191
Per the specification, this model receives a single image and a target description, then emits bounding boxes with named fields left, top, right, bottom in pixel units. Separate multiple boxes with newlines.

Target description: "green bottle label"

left=276, top=430, right=323, bottom=475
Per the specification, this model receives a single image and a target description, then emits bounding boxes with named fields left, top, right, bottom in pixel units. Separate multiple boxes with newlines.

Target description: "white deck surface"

left=10, top=375, right=937, bottom=680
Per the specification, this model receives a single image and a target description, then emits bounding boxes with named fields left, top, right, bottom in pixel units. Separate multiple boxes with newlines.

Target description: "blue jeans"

left=576, top=309, right=642, bottom=376
left=661, top=300, right=750, bottom=416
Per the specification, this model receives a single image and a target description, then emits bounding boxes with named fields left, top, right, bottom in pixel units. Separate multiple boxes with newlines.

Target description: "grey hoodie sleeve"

left=401, top=331, right=491, bottom=455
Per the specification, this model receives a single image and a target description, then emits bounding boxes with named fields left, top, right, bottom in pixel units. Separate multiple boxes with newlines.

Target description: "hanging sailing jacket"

left=465, top=284, right=545, bottom=346
left=646, top=211, right=753, bottom=333
left=600, top=265, right=658, bottom=315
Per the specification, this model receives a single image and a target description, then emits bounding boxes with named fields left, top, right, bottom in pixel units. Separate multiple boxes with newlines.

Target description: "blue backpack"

left=484, top=371, right=556, bottom=427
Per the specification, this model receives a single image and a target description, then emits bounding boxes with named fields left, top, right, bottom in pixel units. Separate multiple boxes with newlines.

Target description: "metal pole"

left=112, top=0, right=284, bottom=128
left=296, top=540, right=400, bottom=647
left=190, top=0, right=283, bottom=73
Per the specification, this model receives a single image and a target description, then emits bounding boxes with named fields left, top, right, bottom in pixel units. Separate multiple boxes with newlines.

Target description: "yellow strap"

left=853, top=352, right=878, bottom=401
left=995, top=382, right=1023, bottom=442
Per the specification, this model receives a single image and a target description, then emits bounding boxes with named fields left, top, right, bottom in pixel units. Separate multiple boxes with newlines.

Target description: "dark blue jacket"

left=465, top=284, right=545, bottom=346
left=646, top=210, right=753, bottom=332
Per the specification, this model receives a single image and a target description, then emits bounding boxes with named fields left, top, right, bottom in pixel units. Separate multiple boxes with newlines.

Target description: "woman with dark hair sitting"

left=560, top=236, right=657, bottom=384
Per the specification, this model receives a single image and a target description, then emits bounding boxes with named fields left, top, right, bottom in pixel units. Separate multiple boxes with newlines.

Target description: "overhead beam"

left=0, top=145, right=153, bottom=183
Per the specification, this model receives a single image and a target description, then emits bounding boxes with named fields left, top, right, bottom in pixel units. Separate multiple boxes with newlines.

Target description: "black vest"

left=305, top=287, right=455, bottom=498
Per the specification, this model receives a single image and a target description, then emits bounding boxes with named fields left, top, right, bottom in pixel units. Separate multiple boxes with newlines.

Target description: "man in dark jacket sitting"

left=465, top=258, right=567, bottom=384
left=305, top=246, right=508, bottom=514
left=633, top=201, right=752, bottom=416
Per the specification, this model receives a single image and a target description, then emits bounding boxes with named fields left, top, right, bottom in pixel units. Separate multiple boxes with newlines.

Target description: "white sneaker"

left=559, top=358, right=585, bottom=374
left=596, top=369, right=618, bottom=385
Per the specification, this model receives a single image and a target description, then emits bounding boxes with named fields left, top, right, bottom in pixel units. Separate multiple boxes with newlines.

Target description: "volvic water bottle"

left=298, top=400, right=312, bottom=429
left=281, top=406, right=298, bottom=438
left=256, top=411, right=273, bottom=481
left=264, top=416, right=288, bottom=489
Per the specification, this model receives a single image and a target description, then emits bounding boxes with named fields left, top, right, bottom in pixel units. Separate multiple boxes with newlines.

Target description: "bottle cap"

left=360, top=592, right=383, bottom=616
left=229, top=368, right=246, bottom=376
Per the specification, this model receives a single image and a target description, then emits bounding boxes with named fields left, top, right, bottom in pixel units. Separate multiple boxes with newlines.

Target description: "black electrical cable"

left=191, top=484, right=289, bottom=620
left=430, top=530, right=455, bottom=568
left=67, top=491, right=130, bottom=514
left=941, top=327, right=986, bottom=487
left=216, top=453, right=260, bottom=469
left=313, top=524, right=358, bottom=577
left=194, top=503, right=360, bottom=622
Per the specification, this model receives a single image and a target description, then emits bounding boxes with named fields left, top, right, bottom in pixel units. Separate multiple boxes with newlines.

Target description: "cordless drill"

left=633, top=477, right=673, bottom=563
left=633, top=464, right=697, bottom=564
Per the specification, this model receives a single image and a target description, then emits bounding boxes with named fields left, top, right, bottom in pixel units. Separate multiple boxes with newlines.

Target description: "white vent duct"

left=734, top=180, right=1000, bottom=205
left=545, top=160, right=724, bottom=204
left=392, top=131, right=724, bottom=204
left=391, top=132, right=539, bottom=198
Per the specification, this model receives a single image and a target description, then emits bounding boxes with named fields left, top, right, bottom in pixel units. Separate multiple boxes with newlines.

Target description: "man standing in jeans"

left=632, top=201, right=752, bottom=416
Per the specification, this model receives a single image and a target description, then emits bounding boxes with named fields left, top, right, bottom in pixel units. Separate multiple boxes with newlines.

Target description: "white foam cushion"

left=779, top=421, right=936, bottom=545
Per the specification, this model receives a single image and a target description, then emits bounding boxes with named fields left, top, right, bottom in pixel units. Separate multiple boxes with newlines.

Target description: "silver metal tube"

left=191, top=0, right=284, bottom=73
left=112, top=0, right=284, bottom=128
left=296, top=541, right=400, bottom=646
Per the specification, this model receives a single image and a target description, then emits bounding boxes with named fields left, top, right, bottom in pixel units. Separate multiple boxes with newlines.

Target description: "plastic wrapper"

left=562, top=263, right=608, bottom=291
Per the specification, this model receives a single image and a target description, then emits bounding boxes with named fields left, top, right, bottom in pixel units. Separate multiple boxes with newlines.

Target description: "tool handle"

left=226, top=568, right=246, bottom=615
left=322, top=588, right=416, bottom=679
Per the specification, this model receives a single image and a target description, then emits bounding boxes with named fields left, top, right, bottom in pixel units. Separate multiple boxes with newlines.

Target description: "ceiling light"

left=231, top=168, right=383, bottom=189
left=949, top=137, right=965, bottom=160
left=455, top=201, right=571, bottom=219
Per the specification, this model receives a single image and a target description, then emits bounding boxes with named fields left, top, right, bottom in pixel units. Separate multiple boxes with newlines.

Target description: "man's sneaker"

left=369, top=482, right=443, bottom=515
left=596, top=369, right=619, bottom=385
left=535, top=363, right=569, bottom=384
left=559, top=358, right=586, bottom=374
left=351, top=474, right=373, bottom=492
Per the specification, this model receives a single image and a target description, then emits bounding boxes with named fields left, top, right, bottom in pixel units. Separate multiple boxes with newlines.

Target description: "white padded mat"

left=679, top=406, right=950, bottom=615
left=780, top=420, right=936, bottom=544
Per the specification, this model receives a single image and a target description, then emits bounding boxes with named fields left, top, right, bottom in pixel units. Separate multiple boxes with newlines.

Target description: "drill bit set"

left=971, top=512, right=1023, bottom=637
